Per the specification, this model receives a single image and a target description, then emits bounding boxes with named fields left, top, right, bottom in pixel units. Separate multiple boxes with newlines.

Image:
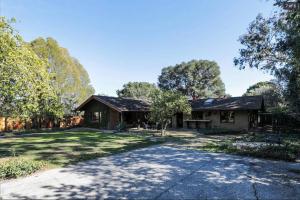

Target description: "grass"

left=0, top=130, right=162, bottom=179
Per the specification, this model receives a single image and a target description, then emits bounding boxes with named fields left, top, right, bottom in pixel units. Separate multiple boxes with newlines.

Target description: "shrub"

left=116, top=122, right=127, bottom=132
left=202, top=142, right=297, bottom=161
left=0, top=157, right=46, bottom=179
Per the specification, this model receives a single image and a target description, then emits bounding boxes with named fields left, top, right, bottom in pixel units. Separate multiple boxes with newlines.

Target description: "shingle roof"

left=77, top=95, right=150, bottom=112
left=190, top=96, right=264, bottom=111
left=77, top=95, right=263, bottom=112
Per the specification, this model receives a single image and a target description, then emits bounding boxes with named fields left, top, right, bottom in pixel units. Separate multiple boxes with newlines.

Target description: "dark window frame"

left=191, top=111, right=203, bottom=120
left=91, top=112, right=100, bottom=122
left=220, top=111, right=235, bottom=123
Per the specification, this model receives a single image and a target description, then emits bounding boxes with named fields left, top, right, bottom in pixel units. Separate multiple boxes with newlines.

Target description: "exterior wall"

left=180, top=110, right=251, bottom=130
left=109, top=109, right=120, bottom=129
left=81, top=100, right=151, bottom=129
left=82, top=99, right=119, bottom=129
left=203, top=110, right=249, bottom=130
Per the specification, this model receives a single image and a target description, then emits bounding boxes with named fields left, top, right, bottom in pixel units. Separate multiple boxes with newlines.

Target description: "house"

left=76, top=95, right=150, bottom=129
left=173, top=95, right=264, bottom=130
left=77, top=95, right=264, bottom=130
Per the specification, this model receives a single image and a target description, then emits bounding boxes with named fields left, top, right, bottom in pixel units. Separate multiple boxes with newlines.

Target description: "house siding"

left=203, top=110, right=249, bottom=130
left=82, top=99, right=120, bottom=129
left=180, top=110, right=251, bottom=130
left=109, top=109, right=120, bottom=129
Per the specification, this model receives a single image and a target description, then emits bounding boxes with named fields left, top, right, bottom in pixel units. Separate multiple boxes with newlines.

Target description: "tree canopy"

left=234, top=0, right=300, bottom=112
left=158, top=60, right=225, bottom=99
left=0, top=17, right=63, bottom=122
left=243, top=81, right=284, bottom=111
left=149, top=90, right=191, bottom=135
left=117, top=82, right=158, bottom=101
left=29, top=37, right=95, bottom=114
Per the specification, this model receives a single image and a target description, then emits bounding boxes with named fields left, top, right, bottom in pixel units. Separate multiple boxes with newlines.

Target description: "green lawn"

left=0, top=130, right=160, bottom=179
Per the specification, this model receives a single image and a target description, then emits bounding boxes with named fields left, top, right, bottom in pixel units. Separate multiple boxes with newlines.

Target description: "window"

left=204, top=99, right=214, bottom=105
left=205, top=111, right=212, bottom=117
left=220, top=111, right=235, bottom=123
left=91, top=112, right=100, bottom=121
left=192, top=111, right=203, bottom=119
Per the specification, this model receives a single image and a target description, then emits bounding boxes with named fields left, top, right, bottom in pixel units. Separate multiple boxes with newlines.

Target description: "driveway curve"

left=1, top=145, right=300, bottom=199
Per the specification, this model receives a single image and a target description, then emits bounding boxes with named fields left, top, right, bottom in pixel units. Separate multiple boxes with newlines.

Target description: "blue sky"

left=2, top=0, right=275, bottom=96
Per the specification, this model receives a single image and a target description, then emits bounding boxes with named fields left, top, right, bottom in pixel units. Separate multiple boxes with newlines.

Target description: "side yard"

left=0, top=130, right=161, bottom=179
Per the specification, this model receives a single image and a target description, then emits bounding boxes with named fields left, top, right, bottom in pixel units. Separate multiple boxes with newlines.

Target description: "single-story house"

left=76, top=95, right=150, bottom=129
left=174, top=95, right=264, bottom=130
left=77, top=95, right=264, bottom=130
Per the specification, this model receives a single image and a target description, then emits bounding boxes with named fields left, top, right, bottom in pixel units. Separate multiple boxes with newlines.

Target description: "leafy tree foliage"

left=158, top=60, right=225, bottom=99
left=0, top=17, right=63, bottom=129
left=117, top=82, right=158, bottom=101
left=243, top=81, right=284, bottom=111
left=149, top=90, right=191, bottom=135
left=234, top=0, right=300, bottom=112
left=29, top=37, right=95, bottom=114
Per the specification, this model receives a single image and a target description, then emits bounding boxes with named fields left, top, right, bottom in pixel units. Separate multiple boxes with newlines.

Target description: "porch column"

left=120, top=112, right=124, bottom=123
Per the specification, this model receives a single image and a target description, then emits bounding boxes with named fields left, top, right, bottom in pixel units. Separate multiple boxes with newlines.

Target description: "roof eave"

left=76, top=95, right=122, bottom=113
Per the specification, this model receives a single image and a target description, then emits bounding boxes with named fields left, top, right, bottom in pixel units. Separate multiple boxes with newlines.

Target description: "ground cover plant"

left=199, top=133, right=300, bottom=161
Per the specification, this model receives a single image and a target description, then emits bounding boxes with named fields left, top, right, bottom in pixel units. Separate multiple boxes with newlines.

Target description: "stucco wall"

left=181, top=110, right=250, bottom=130
left=203, top=110, right=249, bottom=130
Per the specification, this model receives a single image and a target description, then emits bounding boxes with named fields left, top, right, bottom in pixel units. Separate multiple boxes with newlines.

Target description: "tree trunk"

left=4, top=117, right=8, bottom=132
left=161, top=123, right=168, bottom=136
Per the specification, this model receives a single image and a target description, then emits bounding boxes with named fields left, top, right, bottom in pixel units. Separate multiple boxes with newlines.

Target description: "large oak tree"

left=158, top=60, right=225, bottom=99
left=243, top=81, right=284, bottom=111
left=117, top=82, right=158, bottom=101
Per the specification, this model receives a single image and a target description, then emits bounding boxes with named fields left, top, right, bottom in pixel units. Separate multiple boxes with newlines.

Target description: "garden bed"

left=199, top=133, right=300, bottom=162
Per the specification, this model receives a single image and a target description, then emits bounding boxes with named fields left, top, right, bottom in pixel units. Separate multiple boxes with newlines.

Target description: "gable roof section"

left=77, top=95, right=263, bottom=113
left=77, top=95, right=150, bottom=112
left=190, top=96, right=264, bottom=111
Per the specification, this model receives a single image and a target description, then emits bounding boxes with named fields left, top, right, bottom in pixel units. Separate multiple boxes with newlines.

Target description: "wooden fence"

left=0, top=116, right=83, bottom=132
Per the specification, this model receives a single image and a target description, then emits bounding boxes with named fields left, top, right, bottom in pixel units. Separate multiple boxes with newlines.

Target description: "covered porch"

left=120, top=111, right=149, bottom=128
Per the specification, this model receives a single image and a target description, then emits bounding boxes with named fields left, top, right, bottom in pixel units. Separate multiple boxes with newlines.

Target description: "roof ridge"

left=192, top=95, right=263, bottom=101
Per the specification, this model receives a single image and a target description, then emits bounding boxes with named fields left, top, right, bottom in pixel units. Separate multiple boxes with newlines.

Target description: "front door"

left=176, top=113, right=183, bottom=128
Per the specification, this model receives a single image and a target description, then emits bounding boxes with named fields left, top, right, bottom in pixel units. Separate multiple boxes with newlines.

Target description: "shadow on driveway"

left=1, top=146, right=300, bottom=199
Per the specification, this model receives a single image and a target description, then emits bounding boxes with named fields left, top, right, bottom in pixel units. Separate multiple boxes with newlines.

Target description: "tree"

left=234, top=0, right=300, bottom=112
left=29, top=37, right=95, bottom=114
left=243, top=81, right=284, bottom=111
left=117, top=82, right=158, bottom=101
left=158, top=60, right=225, bottom=99
left=0, top=17, right=63, bottom=130
left=149, top=90, right=191, bottom=135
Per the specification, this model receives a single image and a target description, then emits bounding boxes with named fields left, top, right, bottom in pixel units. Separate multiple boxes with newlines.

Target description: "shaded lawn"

left=0, top=131, right=160, bottom=167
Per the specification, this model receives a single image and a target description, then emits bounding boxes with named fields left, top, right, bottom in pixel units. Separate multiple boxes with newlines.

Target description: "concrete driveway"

left=1, top=145, right=300, bottom=199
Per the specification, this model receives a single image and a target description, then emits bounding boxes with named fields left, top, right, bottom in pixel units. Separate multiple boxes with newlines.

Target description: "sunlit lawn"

left=0, top=131, right=160, bottom=167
